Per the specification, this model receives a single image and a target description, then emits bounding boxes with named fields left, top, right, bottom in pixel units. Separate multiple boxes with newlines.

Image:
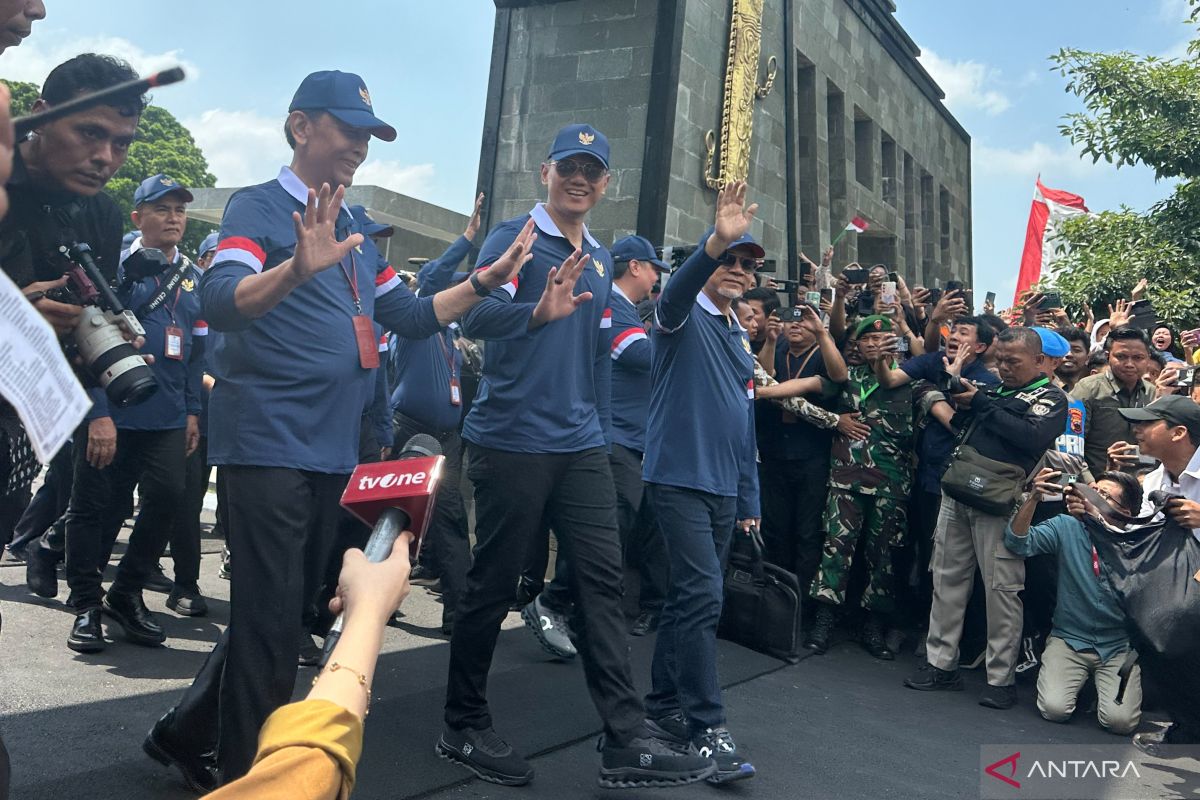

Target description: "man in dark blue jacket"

left=640, top=182, right=760, bottom=784
left=145, top=71, right=531, bottom=790
left=439, top=124, right=715, bottom=790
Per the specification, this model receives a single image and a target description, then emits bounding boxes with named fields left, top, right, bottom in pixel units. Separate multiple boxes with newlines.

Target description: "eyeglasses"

left=1094, top=486, right=1127, bottom=511
left=551, top=159, right=608, bottom=183
left=718, top=253, right=760, bottom=272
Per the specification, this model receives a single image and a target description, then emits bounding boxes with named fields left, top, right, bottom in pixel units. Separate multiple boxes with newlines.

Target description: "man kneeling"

left=1004, top=468, right=1143, bottom=735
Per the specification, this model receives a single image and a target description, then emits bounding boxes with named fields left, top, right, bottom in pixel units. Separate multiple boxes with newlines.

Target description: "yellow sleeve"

left=206, top=700, right=364, bottom=800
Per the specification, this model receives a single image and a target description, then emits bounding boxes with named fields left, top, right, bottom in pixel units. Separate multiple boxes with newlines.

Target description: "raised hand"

left=290, top=184, right=364, bottom=282
left=821, top=245, right=834, bottom=268
left=478, top=218, right=536, bottom=290
left=707, top=181, right=759, bottom=256
left=464, top=192, right=485, bottom=241
left=531, top=248, right=593, bottom=326
left=1108, top=298, right=1132, bottom=329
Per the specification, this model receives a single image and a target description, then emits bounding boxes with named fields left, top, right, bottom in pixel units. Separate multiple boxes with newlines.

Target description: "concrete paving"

left=1, top=523, right=1198, bottom=800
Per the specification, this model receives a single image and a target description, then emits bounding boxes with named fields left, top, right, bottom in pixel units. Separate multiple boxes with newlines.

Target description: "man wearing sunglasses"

left=641, top=182, right=762, bottom=784
left=440, top=124, right=716, bottom=789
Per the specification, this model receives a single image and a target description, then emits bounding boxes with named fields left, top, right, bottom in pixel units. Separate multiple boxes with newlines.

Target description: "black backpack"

left=717, top=526, right=803, bottom=664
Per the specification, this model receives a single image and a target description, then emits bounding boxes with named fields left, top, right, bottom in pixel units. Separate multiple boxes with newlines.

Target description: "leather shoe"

left=144, top=707, right=218, bottom=794
left=25, top=545, right=58, bottom=598
left=67, top=609, right=106, bottom=653
left=166, top=588, right=208, bottom=617
left=102, top=591, right=166, bottom=646
left=629, top=610, right=660, bottom=637
left=144, top=563, right=175, bottom=593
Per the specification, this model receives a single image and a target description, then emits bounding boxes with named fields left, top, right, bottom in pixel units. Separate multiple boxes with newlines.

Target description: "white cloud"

left=356, top=161, right=436, bottom=196
left=973, top=141, right=1104, bottom=181
left=1159, top=0, right=1192, bottom=22
left=918, top=47, right=1010, bottom=116
left=0, top=31, right=199, bottom=85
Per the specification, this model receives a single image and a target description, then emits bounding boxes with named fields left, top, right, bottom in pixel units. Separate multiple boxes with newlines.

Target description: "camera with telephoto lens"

left=937, top=371, right=984, bottom=395
left=48, top=242, right=157, bottom=408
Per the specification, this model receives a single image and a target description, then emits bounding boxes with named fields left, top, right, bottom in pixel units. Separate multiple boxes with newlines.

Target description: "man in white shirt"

left=1112, top=395, right=1200, bottom=539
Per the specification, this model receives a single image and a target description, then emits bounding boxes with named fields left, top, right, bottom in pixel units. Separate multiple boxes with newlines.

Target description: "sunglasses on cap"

left=550, top=158, right=609, bottom=183
left=718, top=253, right=761, bottom=272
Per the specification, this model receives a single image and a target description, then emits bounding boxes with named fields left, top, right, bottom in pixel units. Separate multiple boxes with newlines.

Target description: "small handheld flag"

left=831, top=216, right=869, bottom=246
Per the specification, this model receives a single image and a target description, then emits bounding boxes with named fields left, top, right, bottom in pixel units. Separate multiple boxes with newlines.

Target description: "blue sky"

left=2, top=0, right=1190, bottom=302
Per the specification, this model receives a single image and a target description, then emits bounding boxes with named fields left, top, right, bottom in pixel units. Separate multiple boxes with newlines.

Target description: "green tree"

left=1, top=78, right=218, bottom=257
left=1048, top=1, right=1200, bottom=328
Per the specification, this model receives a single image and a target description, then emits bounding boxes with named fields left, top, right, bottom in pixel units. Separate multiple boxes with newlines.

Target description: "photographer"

left=1110, top=395, right=1200, bottom=540
left=1005, top=468, right=1143, bottom=735
left=906, top=327, right=1067, bottom=710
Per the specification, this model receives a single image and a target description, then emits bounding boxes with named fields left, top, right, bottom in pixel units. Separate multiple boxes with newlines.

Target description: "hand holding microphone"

left=328, top=538, right=414, bottom=628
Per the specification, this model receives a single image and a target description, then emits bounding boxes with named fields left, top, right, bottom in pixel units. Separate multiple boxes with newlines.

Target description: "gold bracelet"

left=313, top=661, right=373, bottom=715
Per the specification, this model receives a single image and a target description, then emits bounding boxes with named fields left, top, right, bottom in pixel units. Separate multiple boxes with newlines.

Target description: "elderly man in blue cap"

left=144, top=71, right=533, bottom=790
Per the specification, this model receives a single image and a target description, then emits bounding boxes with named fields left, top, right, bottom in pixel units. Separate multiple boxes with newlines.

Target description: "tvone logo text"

left=357, top=472, right=427, bottom=491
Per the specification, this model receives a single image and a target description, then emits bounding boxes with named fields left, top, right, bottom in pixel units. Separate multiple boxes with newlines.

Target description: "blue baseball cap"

left=289, top=70, right=396, bottom=142
left=198, top=232, right=219, bottom=258
left=1033, top=326, right=1070, bottom=358
left=348, top=205, right=394, bottom=238
left=547, top=123, right=610, bottom=169
left=133, top=173, right=193, bottom=207
left=122, top=230, right=138, bottom=249
left=611, top=235, right=671, bottom=273
left=699, top=226, right=766, bottom=259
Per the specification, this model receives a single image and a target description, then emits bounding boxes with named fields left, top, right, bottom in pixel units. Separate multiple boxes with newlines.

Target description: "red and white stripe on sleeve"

left=215, top=237, right=266, bottom=273
left=610, top=327, right=647, bottom=360
left=475, top=264, right=518, bottom=298
left=191, top=320, right=208, bottom=337
left=375, top=266, right=402, bottom=297
left=599, top=308, right=612, bottom=328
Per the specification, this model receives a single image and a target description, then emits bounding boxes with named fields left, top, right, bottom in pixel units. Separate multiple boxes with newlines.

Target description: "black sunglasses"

left=718, top=253, right=761, bottom=272
left=551, top=159, right=608, bottom=183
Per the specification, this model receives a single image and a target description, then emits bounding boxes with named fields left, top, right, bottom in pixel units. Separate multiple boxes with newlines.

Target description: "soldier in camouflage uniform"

left=805, top=315, right=915, bottom=660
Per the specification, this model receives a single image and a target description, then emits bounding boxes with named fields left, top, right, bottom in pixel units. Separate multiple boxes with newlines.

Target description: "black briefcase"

left=717, top=526, right=803, bottom=664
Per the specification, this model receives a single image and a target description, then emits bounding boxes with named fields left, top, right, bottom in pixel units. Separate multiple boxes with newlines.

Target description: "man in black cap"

left=145, top=71, right=532, bottom=790
left=1115, top=394, right=1200, bottom=538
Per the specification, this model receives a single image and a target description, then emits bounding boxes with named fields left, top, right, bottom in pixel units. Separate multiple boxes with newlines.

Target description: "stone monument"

left=476, top=0, right=971, bottom=286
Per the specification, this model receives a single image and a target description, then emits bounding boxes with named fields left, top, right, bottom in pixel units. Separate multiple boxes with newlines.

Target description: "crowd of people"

left=1, top=7, right=1199, bottom=798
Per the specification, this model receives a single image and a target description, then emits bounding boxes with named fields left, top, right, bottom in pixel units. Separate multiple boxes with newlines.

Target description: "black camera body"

left=121, top=246, right=173, bottom=283
left=1178, top=365, right=1198, bottom=390
left=49, top=242, right=157, bottom=408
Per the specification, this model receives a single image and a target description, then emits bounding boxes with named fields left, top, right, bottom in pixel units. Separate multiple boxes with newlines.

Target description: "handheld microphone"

left=13, top=67, right=186, bottom=138
left=319, top=433, right=445, bottom=667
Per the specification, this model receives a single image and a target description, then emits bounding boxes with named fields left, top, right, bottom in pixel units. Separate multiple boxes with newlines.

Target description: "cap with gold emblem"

left=547, top=123, right=610, bottom=169
left=289, top=70, right=396, bottom=142
left=133, top=173, right=194, bottom=207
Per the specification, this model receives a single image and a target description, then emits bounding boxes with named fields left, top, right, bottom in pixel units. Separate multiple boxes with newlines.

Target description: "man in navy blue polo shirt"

left=641, top=182, right=760, bottom=784
left=388, top=193, right=483, bottom=636
left=58, top=173, right=206, bottom=655
left=608, top=234, right=672, bottom=636
left=439, top=124, right=716, bottom=789
left=145, top=71, right=536, bottom=791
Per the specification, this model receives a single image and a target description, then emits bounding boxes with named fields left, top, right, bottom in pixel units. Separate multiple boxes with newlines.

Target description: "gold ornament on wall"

left=704, top=0, right=778, bottom=190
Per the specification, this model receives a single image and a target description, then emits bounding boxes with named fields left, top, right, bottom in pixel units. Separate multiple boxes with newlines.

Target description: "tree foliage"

left=1047, top=1, right=1200, bottom=328
left=1, top=78, right=217, bottom=256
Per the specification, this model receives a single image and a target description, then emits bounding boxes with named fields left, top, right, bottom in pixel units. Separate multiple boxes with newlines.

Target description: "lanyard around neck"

left=996, top=375, right=1050, bottom=397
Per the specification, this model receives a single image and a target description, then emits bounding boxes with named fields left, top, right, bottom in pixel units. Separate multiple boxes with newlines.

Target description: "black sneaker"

left=166, top=587, right=208, bottom=617
left=25, top=545, right=59, bottom=598
left=598, top=734, right=716, bottom=788
left=144, top=564, right=175, bottom=594
left=218, top=546, right=231, bottom=580
left=903, top=662, right=963, bottom=691
left=979, top=683, right=1018, bottom=710
left=409, top=564, right=440, bottom=586
left=521, top=594, right=577, bottom=659
left=643, top=712, right=689, bottom=752
left=688, top=727, right=754, bottom=784
left=629, top=610, right=660, bottom=637
left=436, top=726, right=533, bottom=786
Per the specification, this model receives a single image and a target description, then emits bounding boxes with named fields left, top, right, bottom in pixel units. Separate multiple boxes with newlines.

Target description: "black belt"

left=391, top=409, right=458, bottom=441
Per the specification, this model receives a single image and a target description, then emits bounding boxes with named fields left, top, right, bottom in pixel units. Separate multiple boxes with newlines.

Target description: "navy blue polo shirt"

left=901, top=351, right=999, bottom=493
left=104, top=243, right=205, bottom=431
left=460, top=203, right=612, bottom=453
left=609, top=283, right=651, bottom=453
left=643, top=242, right=760, bottom=518
left=201, top=166, right=442, bottom=473
left=389, top=236, right=471, bottom=432
left=755, top=338, right=833, bottom=461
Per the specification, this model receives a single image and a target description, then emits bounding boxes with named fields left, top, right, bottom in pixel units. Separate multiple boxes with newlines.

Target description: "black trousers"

left=895, top=488, right=942, bottom=628
left=168, top=466, right=346, bottom=783
left=9, top=440, right=72, bottom=553
left=758, top=456, right=830, bottom=591
left=162, top=435, right=207, bottom=592
left=611, top=443, right=668, bottom=613
left=64, top=425, right=186, bottom=611
left=445, top=445, right=644, bottom=744
left=393, top=413, right=469, bottom=623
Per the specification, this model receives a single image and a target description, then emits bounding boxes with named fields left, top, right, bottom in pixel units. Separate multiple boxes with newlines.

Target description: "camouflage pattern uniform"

left=810, top=363, right=914, bottom=612
left=751, top=361, right=841, bottom=430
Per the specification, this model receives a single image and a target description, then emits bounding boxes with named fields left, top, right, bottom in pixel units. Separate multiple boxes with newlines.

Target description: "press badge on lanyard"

left=340, top=251, right=380, bottom=370
left=164, top=326, right=184, bottom=360
left=439, top=335, right=461, bottom=406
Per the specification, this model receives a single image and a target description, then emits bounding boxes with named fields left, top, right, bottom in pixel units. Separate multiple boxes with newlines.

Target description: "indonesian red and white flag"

left=845, top=216, right=869, bottom=233
left=1013, top=178, right=1089, bottom=304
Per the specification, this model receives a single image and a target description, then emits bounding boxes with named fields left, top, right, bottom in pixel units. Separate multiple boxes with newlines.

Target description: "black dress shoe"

left=25, top=545, right=59, bottom=598
left=67, top=609, right=106, bottom=653
left=144, top=708, right=218, bottom=794
left=166, top=587, right=209, bottom=617
left=630, top=610, right=661, bottom=637
left=102, top=591, right=166, bottom=646
left=144, top=563, right=175, bottom=593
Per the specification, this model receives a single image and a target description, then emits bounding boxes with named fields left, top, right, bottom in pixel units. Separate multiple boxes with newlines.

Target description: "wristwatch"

left=468, top=271, right=491, bottom=297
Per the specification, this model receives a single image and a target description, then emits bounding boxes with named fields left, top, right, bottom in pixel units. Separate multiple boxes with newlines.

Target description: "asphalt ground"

left=2, top=521, right=1198, bottom=799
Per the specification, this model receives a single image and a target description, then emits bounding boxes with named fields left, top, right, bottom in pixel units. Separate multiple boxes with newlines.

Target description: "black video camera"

left=121, top=247, right=173, bottom=283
